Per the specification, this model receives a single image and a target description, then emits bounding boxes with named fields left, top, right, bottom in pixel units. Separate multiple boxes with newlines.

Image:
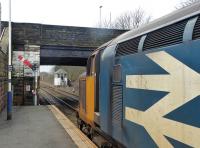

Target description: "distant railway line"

left=40, top=81, right=79, bottom=99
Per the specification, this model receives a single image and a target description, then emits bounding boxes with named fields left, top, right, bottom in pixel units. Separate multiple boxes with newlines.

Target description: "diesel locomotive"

left=77, top=2, right=200, bottom=147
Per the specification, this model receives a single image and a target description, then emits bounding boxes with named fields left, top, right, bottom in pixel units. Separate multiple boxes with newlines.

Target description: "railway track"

left=44, top=86, right=79, bottom=101
left=41, top=88, right=77, bottom=110
left=40, top=81, right=78, bottom=100
left=39, top=87, right=78, bottom=125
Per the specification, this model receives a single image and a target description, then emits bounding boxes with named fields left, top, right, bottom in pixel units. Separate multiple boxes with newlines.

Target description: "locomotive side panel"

left=99, top=45, right=117, bottom=135
left=112, top=40, right=200, bottom=147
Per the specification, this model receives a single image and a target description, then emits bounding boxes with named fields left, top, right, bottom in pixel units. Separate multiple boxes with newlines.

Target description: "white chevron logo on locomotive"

left=125, top=51, right=200, bottom=147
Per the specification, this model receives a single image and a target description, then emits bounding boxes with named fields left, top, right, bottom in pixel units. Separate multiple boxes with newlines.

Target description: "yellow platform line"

left=48, top=105, right=97, bottom=148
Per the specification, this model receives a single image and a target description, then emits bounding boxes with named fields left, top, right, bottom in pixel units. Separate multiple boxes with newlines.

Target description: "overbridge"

left=2, top=22, right=127, bottom=66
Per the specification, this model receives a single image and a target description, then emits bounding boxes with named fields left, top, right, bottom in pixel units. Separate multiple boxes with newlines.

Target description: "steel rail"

left=40, top=88, right=78, bottom=112
left=40, top=82, right=79, bottom=99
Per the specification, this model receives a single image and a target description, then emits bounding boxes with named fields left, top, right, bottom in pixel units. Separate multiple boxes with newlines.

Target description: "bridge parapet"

left=2, top=22, right=127, bottom=48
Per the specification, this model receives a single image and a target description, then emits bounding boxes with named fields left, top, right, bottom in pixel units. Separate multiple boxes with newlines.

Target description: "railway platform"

left=0, top=105, right=96, bottom=148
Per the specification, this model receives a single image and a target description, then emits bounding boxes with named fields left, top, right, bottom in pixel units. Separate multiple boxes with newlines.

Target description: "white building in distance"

left=54, top=69, right=68, bottom=86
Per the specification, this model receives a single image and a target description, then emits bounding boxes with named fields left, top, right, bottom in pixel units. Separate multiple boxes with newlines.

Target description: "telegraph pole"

left=7, top=0, right=12, bottom=120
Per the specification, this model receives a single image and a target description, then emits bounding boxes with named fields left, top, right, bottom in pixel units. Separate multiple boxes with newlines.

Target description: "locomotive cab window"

left=86, top=55, right=96, bottom=76
left=86, top=51, right=101, bottom=113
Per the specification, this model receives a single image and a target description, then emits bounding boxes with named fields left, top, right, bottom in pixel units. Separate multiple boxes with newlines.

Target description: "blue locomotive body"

left=98, top=3, right=200, bottom=147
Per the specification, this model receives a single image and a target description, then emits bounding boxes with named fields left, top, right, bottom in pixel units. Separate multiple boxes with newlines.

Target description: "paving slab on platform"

left=0, top=106, right=77, bottom=148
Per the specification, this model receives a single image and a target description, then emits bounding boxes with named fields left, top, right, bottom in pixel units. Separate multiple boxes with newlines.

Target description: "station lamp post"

left=33, top=63, right=39, bottom=106
left=7, top=0, right=12, bottom=120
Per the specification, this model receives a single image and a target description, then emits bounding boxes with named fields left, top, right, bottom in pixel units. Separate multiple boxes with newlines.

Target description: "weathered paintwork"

left=99, top=40, right=200, bottom=147
left=85, top=76, right=95, bottom=125
left=79, top=76, right=96, bottom=125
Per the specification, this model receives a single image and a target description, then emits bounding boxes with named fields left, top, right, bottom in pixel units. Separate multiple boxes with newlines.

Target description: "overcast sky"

left=1, top=0, right=182, bottom=27
left=0, top=0, right=182, bottom=72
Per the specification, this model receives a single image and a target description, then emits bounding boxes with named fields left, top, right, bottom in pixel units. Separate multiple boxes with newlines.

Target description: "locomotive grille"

left=143, top=19, right=187, bottom=50
left=112, top=85, right=123, bottom=124
left=193, top=16, right=200, bottom=40
left=116, top=37, right=140, bottom=56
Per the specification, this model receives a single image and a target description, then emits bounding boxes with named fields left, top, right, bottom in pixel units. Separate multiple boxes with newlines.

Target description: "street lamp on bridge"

left=99, top=5, right=103, bottom=28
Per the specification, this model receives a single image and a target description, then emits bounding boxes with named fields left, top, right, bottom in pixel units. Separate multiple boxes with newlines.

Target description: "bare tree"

left=131, top=8, right=151, bottom=29
left=101, top=19, right=112, bottom=29
left=176, top=0, right=200, bottom=9
left=113, top=12, right=132, bottom=29
left=101, top=8, right=151, bottom=30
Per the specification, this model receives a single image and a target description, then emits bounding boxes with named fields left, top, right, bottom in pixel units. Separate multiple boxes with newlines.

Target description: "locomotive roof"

left=110, top=1, right=200, bottom=45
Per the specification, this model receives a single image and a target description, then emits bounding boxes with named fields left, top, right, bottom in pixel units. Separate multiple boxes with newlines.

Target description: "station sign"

left=8, top=65, right=13, bottom=72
